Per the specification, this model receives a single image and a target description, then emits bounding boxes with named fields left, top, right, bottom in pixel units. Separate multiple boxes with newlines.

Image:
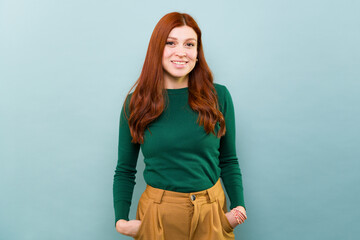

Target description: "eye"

left=166, top=41, right=175, bottom=45
left=187, top=43, right=195, bottom=47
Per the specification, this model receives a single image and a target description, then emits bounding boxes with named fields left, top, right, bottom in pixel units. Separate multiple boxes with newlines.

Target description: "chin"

left=168, top=71, right=189, bottom=78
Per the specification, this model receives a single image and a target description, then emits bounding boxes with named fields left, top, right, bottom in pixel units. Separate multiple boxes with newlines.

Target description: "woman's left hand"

left=225, top=206, right=247, bottom=228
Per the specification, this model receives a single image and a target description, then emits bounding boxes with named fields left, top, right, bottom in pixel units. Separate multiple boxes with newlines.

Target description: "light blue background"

left=1, top=0, right=359, bottom=239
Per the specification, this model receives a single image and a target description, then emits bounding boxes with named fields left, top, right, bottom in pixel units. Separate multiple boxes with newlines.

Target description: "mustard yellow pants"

left=134, top=178, right=235, bottom=240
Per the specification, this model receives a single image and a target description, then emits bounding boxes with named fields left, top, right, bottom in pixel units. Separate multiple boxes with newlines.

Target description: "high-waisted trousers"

left=134, top=178, right=235, bottom=240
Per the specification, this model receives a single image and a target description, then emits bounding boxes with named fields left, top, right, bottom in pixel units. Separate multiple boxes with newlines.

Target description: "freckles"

left=190, top=53, right=197, bottom=60
left=164, top=49, right=174, bottom=57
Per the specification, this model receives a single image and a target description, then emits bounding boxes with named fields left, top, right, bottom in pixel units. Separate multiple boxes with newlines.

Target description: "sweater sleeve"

left=113, top=94, right=141, bottom=226
left=218, top=86, right=246, bottom=210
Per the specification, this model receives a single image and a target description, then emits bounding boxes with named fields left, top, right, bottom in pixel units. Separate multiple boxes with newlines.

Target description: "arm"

left=113, top=94, right=141, bottom=227
left=218, top=86, right=247, bottom=228
left=218, top=86, right=246, bottom=211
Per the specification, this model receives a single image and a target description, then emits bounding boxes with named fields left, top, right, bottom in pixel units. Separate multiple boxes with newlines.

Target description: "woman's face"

left=162, top=25, right=198, bottom=84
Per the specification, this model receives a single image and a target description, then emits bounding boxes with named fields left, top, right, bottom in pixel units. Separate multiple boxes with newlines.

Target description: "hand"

left=115, top=219, right=142, bottom=237
left=225, top=206, right=247, bottom=228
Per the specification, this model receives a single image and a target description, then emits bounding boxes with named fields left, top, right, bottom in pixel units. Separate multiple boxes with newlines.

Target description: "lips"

left=170, top=60, right=188, bottom=69
left=171, top=60, right=188, bottom=65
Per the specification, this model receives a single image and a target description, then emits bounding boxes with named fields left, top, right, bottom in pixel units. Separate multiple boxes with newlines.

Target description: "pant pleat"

left=134, top=178, right=235, bottom=240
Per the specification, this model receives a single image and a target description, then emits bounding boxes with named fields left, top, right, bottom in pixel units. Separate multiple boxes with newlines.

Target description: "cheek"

left=162, top=50, right=171, bottom=66
left=162, top=48, right=173, bottom=59
left=189, top=50, right=197, bottom=60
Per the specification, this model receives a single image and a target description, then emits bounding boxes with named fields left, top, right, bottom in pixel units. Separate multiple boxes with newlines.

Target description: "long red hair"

left=123, top=12, right=226, bottom=144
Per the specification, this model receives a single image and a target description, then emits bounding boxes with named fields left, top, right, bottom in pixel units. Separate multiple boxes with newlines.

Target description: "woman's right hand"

left=115, top=219, right=142, bottom=237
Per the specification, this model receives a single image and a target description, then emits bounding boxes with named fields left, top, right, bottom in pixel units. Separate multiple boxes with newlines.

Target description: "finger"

left=239, top=213, right=247, bottom=221
left=235, top=207, right=247, bottom=217
left=238, top=210, right=247, bottom=219
left=236, top=210, right=247, bottom=220
left=238, top=214, right=246, bottom=222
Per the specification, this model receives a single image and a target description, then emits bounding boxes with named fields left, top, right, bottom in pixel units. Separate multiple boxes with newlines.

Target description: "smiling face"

left=162, top=25, right=198, bottom=88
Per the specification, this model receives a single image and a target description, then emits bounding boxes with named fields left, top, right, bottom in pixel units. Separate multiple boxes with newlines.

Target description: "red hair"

left=123, top=12, right=226, bottom=144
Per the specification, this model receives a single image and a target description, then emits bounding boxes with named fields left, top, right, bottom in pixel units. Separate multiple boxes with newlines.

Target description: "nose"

left=176, top=52, right=186, bottom=57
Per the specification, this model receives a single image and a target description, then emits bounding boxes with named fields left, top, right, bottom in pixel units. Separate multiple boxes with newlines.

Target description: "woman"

left=113, top=12, right=247, bottom=239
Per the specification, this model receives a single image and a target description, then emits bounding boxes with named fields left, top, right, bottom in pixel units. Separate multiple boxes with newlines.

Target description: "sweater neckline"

left=165, top=87, right=188, bottom=95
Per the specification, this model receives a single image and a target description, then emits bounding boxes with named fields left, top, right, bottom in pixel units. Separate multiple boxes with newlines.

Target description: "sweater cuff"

left=229, top=189, right=246, bottom=211
left=114, top=200, right=131, bottom=227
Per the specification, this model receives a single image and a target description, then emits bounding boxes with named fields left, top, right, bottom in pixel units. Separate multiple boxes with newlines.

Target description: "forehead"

left=167, top=26, right=197, bottom=41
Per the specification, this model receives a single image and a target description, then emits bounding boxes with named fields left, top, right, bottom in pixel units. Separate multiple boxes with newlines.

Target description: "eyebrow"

left=167, top=37, right=197, bottom=41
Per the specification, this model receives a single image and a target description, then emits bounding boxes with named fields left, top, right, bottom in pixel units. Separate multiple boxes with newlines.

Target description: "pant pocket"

left=216, top=199, right=234, bottom=233
left=134, top=194, right=154, bottom=239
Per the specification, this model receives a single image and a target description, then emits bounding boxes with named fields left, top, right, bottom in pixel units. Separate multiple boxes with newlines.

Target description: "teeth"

left=173, top=61, right=186, bottom=65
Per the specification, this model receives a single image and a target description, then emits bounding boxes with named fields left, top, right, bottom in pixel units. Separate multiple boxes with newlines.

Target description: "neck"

left=164, top=75, right=189, bottom=89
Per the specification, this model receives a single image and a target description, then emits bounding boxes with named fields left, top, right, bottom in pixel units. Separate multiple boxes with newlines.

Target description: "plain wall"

left=1, top=0, right=359, bottom=239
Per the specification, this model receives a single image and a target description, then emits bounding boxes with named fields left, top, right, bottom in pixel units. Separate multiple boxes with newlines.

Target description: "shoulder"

left=121, top=92, right=134, bottom=117
left=214, top=83, right=232, bottom=97
left=213, top=82, right=233, bottom=103
left=213, top=83, right=234, bottom=114
left=124, top=92, right=134, bottom=106
left=214, top=82, right=226, bottom=94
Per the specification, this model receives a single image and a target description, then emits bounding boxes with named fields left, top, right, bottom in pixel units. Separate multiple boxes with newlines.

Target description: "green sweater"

left=113, top=83, right=246, bottom=225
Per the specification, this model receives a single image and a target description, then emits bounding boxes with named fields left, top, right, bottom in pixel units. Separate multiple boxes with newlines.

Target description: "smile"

left=171, top=61, right=188, bottom=65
